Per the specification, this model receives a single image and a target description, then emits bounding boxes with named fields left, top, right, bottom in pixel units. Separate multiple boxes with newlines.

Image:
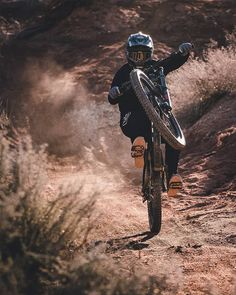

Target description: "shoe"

left=167, top=174, right=183, bottom=197
left=131, top=137, right=146, bottom=168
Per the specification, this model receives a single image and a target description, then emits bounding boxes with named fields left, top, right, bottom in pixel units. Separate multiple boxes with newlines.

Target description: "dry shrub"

left=53, top=248, right=173, bottom=295
left=168, top=45, right=236, bottom=126
left=54, top=267, right=170, bottom=295
left=0, top=120, right=95, bottom=295
left=0, top=117, right=174, bottom=295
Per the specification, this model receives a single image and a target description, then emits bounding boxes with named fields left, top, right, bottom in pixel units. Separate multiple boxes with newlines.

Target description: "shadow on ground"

left=91, top=231, right=156, bottom=252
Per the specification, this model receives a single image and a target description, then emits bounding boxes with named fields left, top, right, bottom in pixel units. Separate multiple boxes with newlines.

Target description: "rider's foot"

left=168, top=174, right=183, bottom=197
left=131, top=136, right=146, bottom=168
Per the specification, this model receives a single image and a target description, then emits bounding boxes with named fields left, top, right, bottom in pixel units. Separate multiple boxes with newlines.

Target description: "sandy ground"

left=46, top=154, right=236, bottom=295
left=1, top=1, right=236, bottom=294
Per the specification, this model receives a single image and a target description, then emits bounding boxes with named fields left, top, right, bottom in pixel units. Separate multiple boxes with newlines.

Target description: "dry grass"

left=168, top=45, right=236, bottom=126
left=0, top=118, right=172, bottom=295
left=0, top=117, right=95, bottom=295
left=54, top=269, right=170, bottom=295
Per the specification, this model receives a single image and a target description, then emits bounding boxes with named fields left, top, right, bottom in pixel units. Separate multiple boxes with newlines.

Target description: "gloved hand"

left=109, top=86, right=122, bottom=100
left=160, top=101, right=172, bottom=112
left=178, top=42, right=193, bottom=56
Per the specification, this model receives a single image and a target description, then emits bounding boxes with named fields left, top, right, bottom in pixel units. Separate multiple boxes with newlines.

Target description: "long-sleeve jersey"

left=108, top=51, right=189, bottom=115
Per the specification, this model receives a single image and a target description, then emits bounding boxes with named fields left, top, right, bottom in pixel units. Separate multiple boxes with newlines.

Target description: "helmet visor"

left=128, top=50, right=152, bottom=63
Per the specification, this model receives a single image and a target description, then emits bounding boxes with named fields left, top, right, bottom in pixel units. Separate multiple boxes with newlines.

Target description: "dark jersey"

left=108, top=51, right=189, bottom=115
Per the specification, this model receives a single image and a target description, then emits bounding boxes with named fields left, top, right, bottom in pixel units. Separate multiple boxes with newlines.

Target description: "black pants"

left=120, top=110, right=180, bottom=179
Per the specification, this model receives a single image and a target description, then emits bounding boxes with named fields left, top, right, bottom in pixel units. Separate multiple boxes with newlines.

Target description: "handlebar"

left=120, top=66, right=167, bottom=96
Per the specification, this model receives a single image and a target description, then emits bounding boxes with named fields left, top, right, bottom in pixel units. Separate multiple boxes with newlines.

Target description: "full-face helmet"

left=126, top=32, right=154, bottom=67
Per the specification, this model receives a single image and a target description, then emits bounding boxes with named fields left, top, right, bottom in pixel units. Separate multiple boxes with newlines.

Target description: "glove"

left=109, top=86, right=122, bottom=100
left=160, top=101, right=172, bottom=112
left=178, top=42, right=193, bottom=56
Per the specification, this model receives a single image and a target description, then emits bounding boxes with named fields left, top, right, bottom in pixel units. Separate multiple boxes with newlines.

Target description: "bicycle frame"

left=129, top=67, right=186, bottom=233
left=141, top=91, right=168, bottom=233
left=142, top=124, right=167, bottom=196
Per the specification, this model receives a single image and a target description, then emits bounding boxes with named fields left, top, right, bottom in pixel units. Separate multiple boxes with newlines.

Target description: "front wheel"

left=130, top=69, right=186, bottom=150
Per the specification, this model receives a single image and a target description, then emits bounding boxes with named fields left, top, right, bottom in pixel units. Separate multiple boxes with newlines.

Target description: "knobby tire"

left=148, top=170, right=162, bottom=234
left=130, top=69, right=186, bottom=150
left=143, top=149, right=162, bottom=234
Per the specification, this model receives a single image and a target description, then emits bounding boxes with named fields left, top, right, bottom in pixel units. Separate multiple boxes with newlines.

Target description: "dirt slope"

left=181, top=95, right=236, bottom=195
left=1, top=0, right=236, bottom=100
left=1, top=0, right=236, bottom=294
left=46, top=92, right=236, bottom=294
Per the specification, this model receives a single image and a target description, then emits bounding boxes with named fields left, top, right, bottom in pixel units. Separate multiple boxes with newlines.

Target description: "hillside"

left=0, top=1, right=235, bottom=295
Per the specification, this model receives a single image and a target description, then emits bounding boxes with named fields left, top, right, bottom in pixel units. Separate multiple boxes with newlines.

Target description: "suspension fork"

left=159, top=67, right=172, bottom=108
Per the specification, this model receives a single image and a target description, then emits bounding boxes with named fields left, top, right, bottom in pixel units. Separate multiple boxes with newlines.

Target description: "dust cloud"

left=9, top=58, right=133, bottom=174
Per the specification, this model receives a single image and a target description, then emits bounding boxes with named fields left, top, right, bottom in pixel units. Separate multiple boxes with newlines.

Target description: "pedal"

left=131, top=137, right=146, bottom=168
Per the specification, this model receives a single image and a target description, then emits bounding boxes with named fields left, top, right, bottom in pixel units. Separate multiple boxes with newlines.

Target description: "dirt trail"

left=46, top=150, right=236, bottom=295
left=1, top=1, right=235, bottom=294
left=41, top=62, right=236, bottom=295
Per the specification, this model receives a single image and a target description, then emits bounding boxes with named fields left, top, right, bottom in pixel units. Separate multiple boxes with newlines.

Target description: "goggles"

left=128, top=51, right=152, bottom=63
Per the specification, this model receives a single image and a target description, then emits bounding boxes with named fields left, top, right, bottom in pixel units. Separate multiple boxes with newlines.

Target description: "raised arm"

left=157, top=42, right=193, bottom=75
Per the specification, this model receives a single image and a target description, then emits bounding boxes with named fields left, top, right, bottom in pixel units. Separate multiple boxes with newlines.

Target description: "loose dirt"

left=46, top=89, right=236, bottom=294
left=46, top=151, right=236, bottom=295
left=1, top=1, right=236, bottom=294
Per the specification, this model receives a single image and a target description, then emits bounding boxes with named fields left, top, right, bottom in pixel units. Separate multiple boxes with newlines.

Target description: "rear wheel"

left=148, top=170, right=162, bottom=234
left=130, top=69, right=186, bottom=150
left=142, top=148, right=162, bottom=234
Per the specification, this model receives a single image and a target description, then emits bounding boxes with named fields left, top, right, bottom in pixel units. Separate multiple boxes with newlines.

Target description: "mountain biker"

left=108, top=32, right=193, bottom=197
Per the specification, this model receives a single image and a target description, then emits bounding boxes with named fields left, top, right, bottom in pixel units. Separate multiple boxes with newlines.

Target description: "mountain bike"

left=121, top=66, right=185, bottom=234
